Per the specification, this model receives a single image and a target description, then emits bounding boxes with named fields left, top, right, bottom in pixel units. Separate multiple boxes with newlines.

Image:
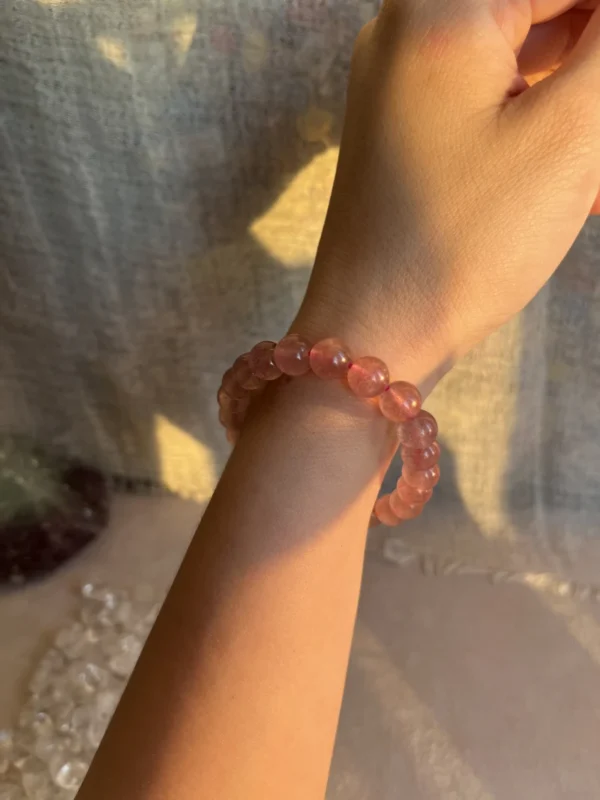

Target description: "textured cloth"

left=1, top=0, right=600, bottom=586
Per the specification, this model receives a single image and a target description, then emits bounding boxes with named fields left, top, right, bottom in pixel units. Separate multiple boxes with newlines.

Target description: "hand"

left=294, top=0, right=600, bottom=392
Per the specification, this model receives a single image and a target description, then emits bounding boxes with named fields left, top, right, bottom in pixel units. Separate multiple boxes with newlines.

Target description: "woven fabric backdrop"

left=1, top=0, right=600, bottom=583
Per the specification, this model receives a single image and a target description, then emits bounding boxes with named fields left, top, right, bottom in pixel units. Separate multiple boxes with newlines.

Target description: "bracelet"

left=217, top=335, right=440, bottom=528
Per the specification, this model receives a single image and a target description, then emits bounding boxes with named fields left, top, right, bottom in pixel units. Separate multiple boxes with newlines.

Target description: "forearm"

left=78, top=371, right=400, bottom=800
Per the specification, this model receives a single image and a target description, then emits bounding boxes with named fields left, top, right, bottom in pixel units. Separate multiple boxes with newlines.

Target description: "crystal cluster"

left=0, top=584, right=162, bottom=799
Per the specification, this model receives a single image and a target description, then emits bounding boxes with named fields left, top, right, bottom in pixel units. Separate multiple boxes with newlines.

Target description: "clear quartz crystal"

left=50, top=758, right=88, bottom=791
left=55, top=623, right=88, bottom=661
left=108, top=635, right=142, bottom=677
left=5, top=584, right=164, bottom=800
left=0, top=783, right=23, bottom=800
left=0, top=731, right=13, bottom=776
left=19, top=757, right=51, bottom=800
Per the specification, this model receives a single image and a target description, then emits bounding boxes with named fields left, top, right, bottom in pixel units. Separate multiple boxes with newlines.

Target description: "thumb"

left=510, top=5, right=600, bottom=214
left=529, top=3, right=600, bottom=112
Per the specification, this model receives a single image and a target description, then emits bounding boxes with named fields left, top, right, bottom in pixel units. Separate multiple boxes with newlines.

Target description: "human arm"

left=78, top=1, right=600, bottom=798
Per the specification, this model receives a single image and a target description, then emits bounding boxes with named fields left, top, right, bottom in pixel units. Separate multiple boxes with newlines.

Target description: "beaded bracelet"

left=217, top=335, right=440, bottom=528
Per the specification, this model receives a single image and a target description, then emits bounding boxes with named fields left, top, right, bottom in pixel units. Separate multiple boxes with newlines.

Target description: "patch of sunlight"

left=250, top=146, right=339, bottom=269
left=96, top=36, right=130, bottom=71
left=356, top=624, right=496, bottom=800
left=243, top=29, right=269, bottom=73
left=427, top=313, right=524, bottom=541
left=171, top=13, right=197, bottom=64
left=154, top=414, right=216, bottom=502
left=535, top=592, right=600, bottom=669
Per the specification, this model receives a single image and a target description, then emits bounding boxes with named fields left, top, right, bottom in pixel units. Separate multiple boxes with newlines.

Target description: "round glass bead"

left=309, top=338, right=352, bottom=379
left=402, top=464, right=441, bottom=490
left=397, top=410, right=438, bottom=449
left=249, top=341, right=282, bottom=381
left=347, top=357, right=390, bottom=398
left=274, top=334, right=311, bottom=376
left=374, top=495, right=402, bottom=527
left=396, top=477, right=433, bottom=504
left=389, top=492, right=424, bottom=520
left=221, top=368, right=247, bottom=399
left=378, top=381, right=422, bottom=422
left=233, top=354, right=264, bottom=391
left=401, top=441, right=441, bottom=471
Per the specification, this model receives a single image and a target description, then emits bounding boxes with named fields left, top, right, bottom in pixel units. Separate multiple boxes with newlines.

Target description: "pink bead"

left=274, top=334, right=311, bottom=376
left=389, top=492, right=424, bottom=520
left=309, top=337, right=352, bottom=379
left=397, top=410, right=438, bottom=449
left=249, top=341, right=282, bottom=381
left=402, top=441, right=441, bottom=471
left=233, top=354, right=264, bottom=391
left=219, top=401, right=247, bottom=431
left=218, top=391, right=250, bottom=419
left=396, top=477, right=432, bottom=505
left=378, top=381, right=422, bottom=422
left=221, top=368, right=248, bottom=399
left=402, top=464, right=441, bottom=490
left=374, top=495, right=402, bottom=527
left=217, top=387, right=233, bottom=409
left=347, top=356, right=390, bottom=398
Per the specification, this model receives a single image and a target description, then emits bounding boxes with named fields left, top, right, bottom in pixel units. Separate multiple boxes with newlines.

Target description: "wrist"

left=291, top=261, right=455, bottom=398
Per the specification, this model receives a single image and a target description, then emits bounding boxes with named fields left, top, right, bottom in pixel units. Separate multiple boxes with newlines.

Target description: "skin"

left=78, top=1, right=600, bottom=798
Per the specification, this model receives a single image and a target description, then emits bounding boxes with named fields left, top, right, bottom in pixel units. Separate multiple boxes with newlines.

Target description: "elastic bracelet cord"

left=218, top=335, right=440, bottom=528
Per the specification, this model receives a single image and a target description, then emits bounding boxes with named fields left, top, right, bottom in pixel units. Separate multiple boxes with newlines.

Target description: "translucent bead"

left=67, top=662, right=110, bottom=698
left=347, top=357, right=389, bottom=398
left=86, top=715, right=110, bottom=750
left=29, top=651, right=66, bottom=696
left=274, top=334, right=311, bottom=376
left=309, top=338, right=352, bottom=379
left=378, top=381, right=422, bottom=421
left=54, top=624, right=88, bottom=661
left=396, top=478, right=432, bottom=505
left=30, top=714, right=53, bottom=741
left=108, top=634, right=142, bottom=678
left=217, top=388, right=233, bottom=410
left=95, top=690, right=120, bottom=720
left=220, top=368, right=247, bottom=399
left=19, top=756, right=50, bottom=800
left=389, top=492, right=424, bottom=520
left=51, top=759, right=88, bottom=792
left=33, top=736, right=64, bottom=765
left=402, top=464, right=441, bottom=490
left=402, top=441, right=441, bottom=471
left=232, top=354, right=264, bottom=391
left=374, top=496, right=402, bottom=527
left=0, top=783, right=22, bottom=800
left=397, top=410, right=438, bottom=449
left=0, top=731, right=12, bottom=777
left=249, top=341, right=282, bottom=381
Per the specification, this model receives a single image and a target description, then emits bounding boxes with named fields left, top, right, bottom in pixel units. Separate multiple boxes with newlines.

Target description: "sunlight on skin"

left=250, top=147, right=338, bottom=268
left=96, top=36, right=130, bottom=71
left=354, top=624, right=497, bottom=800
left=154, top=414, right=216, bottom=501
